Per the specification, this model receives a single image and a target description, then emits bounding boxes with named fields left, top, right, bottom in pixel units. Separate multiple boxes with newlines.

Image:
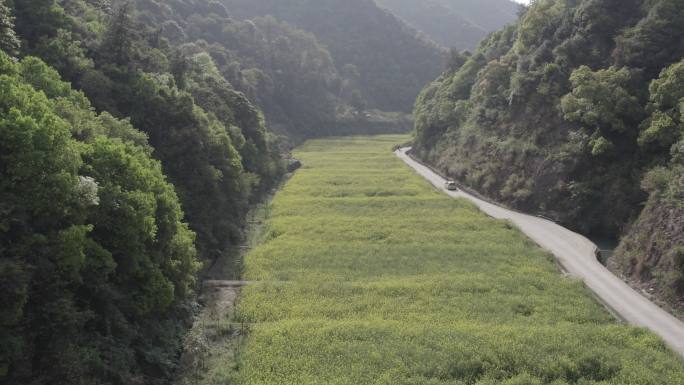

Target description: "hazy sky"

left=512, top=0, right=531, bottom=4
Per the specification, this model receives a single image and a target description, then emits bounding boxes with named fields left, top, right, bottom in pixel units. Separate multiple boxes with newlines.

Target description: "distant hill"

left=221, top=0, right=447, bottom=112
left=375, top=0, right=522, bottom=50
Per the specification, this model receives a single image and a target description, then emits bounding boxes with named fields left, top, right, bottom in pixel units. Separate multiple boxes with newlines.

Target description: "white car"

left=445, top=181, right=458, bottom=191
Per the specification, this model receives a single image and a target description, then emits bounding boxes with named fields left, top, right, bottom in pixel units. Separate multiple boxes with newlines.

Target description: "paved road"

left=396, top=147, right=684, bottom=358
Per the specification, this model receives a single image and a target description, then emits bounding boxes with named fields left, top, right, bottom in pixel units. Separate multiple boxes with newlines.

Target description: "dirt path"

left=396, top=147, right=684, bottom=358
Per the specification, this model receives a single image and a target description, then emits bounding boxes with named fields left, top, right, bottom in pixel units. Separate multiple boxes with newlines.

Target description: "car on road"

left=445, top=181, right=458, bottom=191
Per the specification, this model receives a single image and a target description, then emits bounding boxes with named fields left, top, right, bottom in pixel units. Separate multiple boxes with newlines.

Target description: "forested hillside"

left=1, top=0, right=279, bottom=382
left=0, top=50, right=200, bottom=384
left=614, top=61, right=684, bottom=311
left=375, top=0, right=520, bottom=50
left=0, top=0, right=421, bottom=383
left=221, top=0, right=447, bottom=112
left=412, top=0, right=684, bottom=308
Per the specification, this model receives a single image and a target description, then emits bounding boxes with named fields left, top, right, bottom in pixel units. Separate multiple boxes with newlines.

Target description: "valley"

left=2, top=0, right=684, bottom=384
left=197, top=136, right=684, bottom=384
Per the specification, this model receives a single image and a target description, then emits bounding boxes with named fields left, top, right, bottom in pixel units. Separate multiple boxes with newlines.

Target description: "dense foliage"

left=221, top=0, right=447, bottom=112
left=125, top=0, right=346, bottom=140
left=8, top=0, right=289, bottom=258
left=0, top=0, right=429, bottom=383
left=0, top=51, right=200, bottom=384
left=0, top=1, right=18, bottom=55
left=1, top=0, right=288, bottom=383
left=613, top=60, right=684, bottom=307
left=412, top=0, right=684, bottom=302
left=217, top=136, right=684, bottom=384
left=375, top=0, right=520, bottom=50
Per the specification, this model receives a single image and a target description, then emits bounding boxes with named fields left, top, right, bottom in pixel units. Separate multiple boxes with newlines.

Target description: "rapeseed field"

left=231, top=136, right=684, bottom=384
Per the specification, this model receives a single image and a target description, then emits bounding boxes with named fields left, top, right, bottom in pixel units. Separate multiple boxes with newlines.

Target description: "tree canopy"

left=0, top=51, right=199, bottom=384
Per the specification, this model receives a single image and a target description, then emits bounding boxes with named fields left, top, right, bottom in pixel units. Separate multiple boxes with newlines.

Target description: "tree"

left=446, top=49, right=469, bottom=72
left=0, top=53, right=87, bottom=382
left=10, top=0, right=66, bottom=47
left=0, top=0, right=19, bottom=55
left=639, top=60, right=684, bottom=151
left=614, top=0, right=684, bottom=78
left=561, top=66, right=644, bottom=156
left=100, top=1, right=134, bottom=66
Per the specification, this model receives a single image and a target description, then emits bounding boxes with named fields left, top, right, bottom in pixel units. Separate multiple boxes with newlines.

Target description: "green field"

left=223, top=136, right=684, bottom=384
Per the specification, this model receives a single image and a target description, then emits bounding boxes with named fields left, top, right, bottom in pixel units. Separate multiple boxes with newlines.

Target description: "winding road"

left=396, top=147, right=684, bottom=358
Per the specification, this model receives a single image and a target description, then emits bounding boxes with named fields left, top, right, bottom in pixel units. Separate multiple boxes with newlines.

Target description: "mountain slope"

left=412, top=0, right=684, bottom=308
left=221, top=0, right=446, bottom=112
left=375, top=0, right=521, bottom=49
left=612, top=60, right=684, bottom=314
left=439, top=0, right=522, bottom=31
left=0, top=51, right=200, bottom=385
left=0, top=0, right=420, bottom=382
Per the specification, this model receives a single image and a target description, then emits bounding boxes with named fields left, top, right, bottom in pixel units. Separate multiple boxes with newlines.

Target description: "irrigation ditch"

left=174, top=171, right=295, bottom=385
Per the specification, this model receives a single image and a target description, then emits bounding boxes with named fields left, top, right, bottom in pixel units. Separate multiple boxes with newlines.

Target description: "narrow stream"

left=589, top=235, right=620, bottom=266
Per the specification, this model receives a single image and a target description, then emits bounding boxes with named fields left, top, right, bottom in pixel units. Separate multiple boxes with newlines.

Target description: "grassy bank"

left=230, top=135, right=684, bottom=384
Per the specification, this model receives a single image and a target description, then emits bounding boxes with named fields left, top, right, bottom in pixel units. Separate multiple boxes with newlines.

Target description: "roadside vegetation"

left=221, top=135, right=684, bottom=384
